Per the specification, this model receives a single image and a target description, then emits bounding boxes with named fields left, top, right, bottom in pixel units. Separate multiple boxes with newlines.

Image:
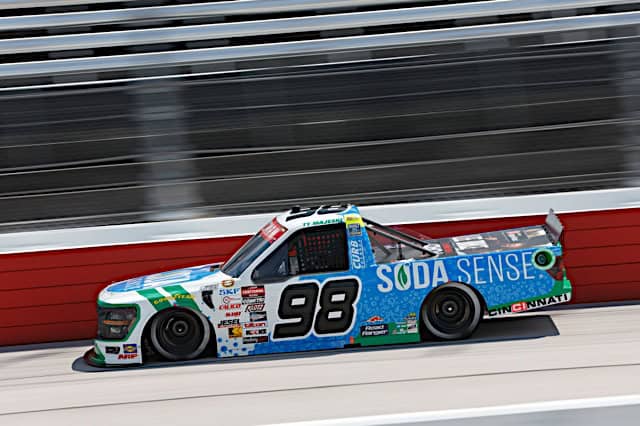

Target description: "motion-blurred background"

left=1, top=0, right=640, bottom=232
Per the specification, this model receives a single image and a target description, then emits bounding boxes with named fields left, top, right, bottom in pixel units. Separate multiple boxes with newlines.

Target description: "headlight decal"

left=97, top=305, right=139, bottom=341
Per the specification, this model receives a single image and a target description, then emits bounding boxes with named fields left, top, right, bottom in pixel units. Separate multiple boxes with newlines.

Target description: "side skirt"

left=484, top=292, right=572, bottom=319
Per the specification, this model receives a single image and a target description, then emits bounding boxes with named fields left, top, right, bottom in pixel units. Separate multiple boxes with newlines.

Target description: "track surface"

left=2, top=305, right=640, bottom=425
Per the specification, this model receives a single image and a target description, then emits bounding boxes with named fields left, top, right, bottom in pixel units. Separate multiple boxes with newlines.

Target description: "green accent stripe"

left=355, top=332, right=420, bottom=347
left=163, top=284, right=200, bottom=311
left=138, top=288, right=172, bottom=311
left=93, top=343, right=106, bottom=363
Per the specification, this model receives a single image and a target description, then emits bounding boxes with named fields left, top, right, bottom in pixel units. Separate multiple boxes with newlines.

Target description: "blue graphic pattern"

left=108, top=265, right=217, bottom=292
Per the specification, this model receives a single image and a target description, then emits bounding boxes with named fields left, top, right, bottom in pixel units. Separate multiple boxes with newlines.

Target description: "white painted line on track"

left=263, top=394, right=640, bottom=426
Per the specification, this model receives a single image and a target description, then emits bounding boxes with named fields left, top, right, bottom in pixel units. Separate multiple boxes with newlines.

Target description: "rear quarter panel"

left=352, top=246, right=562, bottom=345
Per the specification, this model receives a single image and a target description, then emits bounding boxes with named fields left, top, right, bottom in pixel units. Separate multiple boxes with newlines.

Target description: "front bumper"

left=84, top=346, right=143, bottom=368
left=84, top=347, right=105, bottom=367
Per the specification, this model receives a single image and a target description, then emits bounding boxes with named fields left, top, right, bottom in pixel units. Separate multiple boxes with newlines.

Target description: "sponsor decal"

left=245, top=303, right=265, bottom=313
left=250, top=311, right=268, bottom=322
left=243, top=336, right=268, bottom=344
left=242, top=297, right=265, bottom=305
left=228, top=326, right=243, bottom=338
left=360, top=324, right=389, bottom=337
left=151, top=297, right=170, bottom=306
left=441, top=241, right=455, bottom=255
left=118, top=353, right=138, bottom=360
left=123, top=344, right=137, bottom=354
left=348, top=223, right=362, bottom=236
left=344, top=215, right=363, bottom=225
left=302, top=218, right=342, bottom=227
left=259, top=218, right=287, bottom=243
left=163, top=285, right=200, bottom=311
left=105, top=346, right=120, bottom=354
left=219, top=288, right=240, bottom=296
left=221, top=279, right=235, bottom=288
left=406, top=313, right=418, bottom=333
left=365, top=315, right=384, bottom=323
left=223, top=295, right=241, bottom=304
left=488, top=293, right=570, bottom=317
left=246, top=328, right=268, bottom=336
left=350, top=240, right=365, bottom=269
left=151, top=293, right=194, bottom=306
left=218, top=303, right=241, bottom=310
left=525, top=228, right=547, bottom=238
left=138, top=288, right=172, bottom=311
left=218, top=319, right=240, bottom=328
left=377, top=252, right=538, bottom=293
left=505, top=230, right=525, bottom=243
left=243, top=321, right=267, bottom=329
left=454, top=236, right=489, bottom=251
left=511, top=302, right=528, bottom=313
left=225, top=311, right=241, bottom=318
left=392, top=322, right=408, bottom=335
left=241, top=286, right=265, bottom=297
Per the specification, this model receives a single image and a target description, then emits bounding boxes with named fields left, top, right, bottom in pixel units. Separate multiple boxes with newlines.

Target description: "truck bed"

left=366, top=210, right=562, bottom=262
left=425, top=225, right=554, bottom=258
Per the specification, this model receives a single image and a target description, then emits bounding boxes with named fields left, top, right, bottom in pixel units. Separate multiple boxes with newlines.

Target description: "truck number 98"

left=273, top=279, right=359, bottom=339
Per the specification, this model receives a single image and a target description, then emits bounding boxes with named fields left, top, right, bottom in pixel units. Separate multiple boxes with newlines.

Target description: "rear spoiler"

left=544, top=209, right=564, bottom=244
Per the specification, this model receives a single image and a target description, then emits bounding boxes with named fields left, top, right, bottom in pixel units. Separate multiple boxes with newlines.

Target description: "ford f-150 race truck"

left=86, top=204, right=572, bottom=366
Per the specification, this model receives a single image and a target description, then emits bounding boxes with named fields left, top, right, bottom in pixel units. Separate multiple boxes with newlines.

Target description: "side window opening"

left=253, top=224, right=348, bottom=283
left=363, top=218, right=436, bottom=264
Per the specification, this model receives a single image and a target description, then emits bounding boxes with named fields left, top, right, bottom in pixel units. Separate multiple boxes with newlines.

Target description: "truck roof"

left=275, top=204, right=359, bottom=231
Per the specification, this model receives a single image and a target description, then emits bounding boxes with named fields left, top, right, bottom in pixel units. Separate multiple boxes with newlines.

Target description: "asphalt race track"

left=2, top=305, right=640, bottom=425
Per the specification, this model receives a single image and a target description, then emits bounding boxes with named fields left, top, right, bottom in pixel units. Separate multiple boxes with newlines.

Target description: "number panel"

left=271, top=278, right=360, bottom=340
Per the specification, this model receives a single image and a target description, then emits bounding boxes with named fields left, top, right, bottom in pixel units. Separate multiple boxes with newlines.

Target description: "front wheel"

left=150, top=309, right=210, bottom=361
left=421, top=283, right=481, bottom=340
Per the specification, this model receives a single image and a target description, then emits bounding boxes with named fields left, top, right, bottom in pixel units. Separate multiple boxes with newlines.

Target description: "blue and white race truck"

left=86, top=204, right=571, bottom=366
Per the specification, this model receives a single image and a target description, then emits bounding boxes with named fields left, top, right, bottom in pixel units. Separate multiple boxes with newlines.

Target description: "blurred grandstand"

left=0, top=0, right=639, bottom=232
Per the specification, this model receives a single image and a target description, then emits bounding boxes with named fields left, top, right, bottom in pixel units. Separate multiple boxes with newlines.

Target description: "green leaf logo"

left=397, top=265, right=409, bottom=289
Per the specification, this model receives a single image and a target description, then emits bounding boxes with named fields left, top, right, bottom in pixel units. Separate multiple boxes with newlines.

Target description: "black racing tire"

left=150, top=308, right=210, bottom=361
left=421, top=283, right=481, bottom=340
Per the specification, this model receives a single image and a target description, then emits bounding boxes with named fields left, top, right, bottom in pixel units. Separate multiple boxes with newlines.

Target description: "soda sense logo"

left=377, top=252, right=538, bottom=293
left=377, top=262, right=448, bottom=293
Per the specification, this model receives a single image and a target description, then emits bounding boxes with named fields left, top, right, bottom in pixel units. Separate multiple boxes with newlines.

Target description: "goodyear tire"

left=421, top=283, right=481, bottom=340
left=150, top=308, right=210, bottom=361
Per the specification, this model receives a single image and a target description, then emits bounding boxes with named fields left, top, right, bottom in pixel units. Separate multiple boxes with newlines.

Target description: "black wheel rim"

left=426, top=289, right=474, bottom=334
left=156, top=311, right=204, bottom=357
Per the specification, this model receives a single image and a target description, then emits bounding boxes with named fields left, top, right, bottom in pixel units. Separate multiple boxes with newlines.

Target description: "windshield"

left=221, top=218, right=287, bottom=278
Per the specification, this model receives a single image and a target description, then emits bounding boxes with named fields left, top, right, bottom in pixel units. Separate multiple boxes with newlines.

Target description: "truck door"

left=249, top=223, right=361, bottom=354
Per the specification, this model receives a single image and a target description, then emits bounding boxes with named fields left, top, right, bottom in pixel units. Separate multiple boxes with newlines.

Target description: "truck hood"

left=104, top=263, right=228, bottom=294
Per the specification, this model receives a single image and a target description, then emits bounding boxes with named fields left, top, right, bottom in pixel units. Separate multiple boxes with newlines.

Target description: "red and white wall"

left=2, top=188, right=640, bottom=347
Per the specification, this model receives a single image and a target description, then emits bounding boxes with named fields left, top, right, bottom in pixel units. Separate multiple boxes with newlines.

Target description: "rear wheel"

left=150, top=309, right=210, bottom=361
left=421, top=283, right=481, bottom=340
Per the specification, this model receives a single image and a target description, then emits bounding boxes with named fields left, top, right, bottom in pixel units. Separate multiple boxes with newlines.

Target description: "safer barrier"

left=2, top=189, right=640, bottom=346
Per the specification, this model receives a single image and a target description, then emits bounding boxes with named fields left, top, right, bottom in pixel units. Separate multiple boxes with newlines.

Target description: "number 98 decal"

left=273, top=278, right=360, bottom=339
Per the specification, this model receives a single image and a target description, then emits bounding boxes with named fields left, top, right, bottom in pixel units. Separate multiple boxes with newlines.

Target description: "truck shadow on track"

left=71, top=314, right=558, bottom=373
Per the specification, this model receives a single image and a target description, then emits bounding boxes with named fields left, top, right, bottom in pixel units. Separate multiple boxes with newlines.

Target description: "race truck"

left=85, top=204, right=572, bottom=366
